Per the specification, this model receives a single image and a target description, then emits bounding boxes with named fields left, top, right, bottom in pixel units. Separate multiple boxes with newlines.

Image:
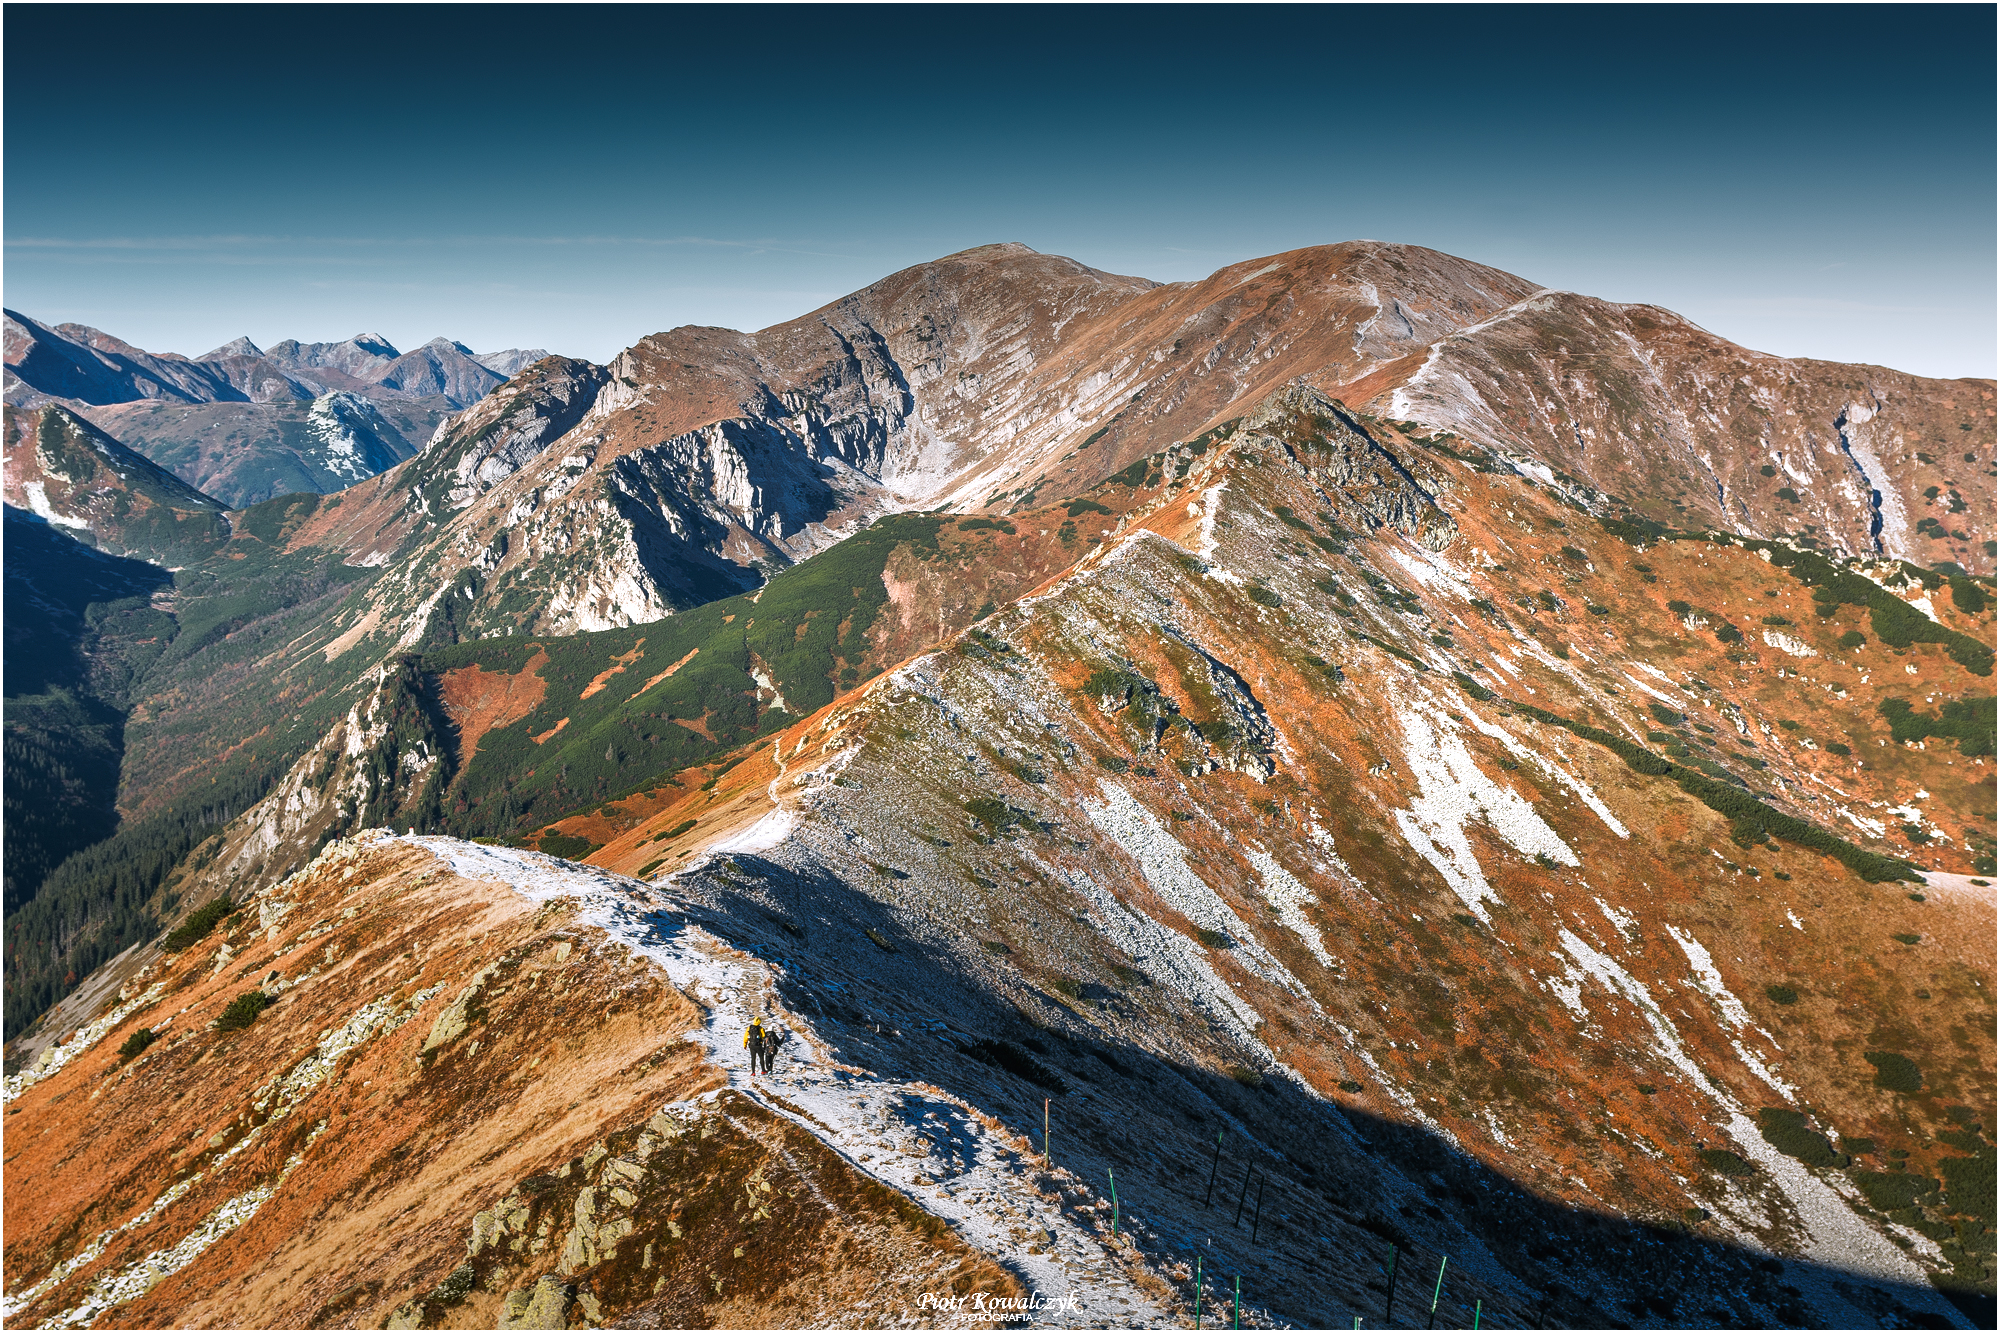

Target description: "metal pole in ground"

left=1233, top=1166, right=1253, bottom=1226
left=1384, top=1245, right=1398, bottom=1325
left=1203, top=1131, right=1223, bottom=1207
left=1248, top=1176, right=1266, bottom=1244
left=1234, top=1276, right=1241, bottom=1330
left=1196, top=1255, right=1203, bottom=1330
left=1472, top=1299, right=1482, bottom=1330
left=1425, top=1256, right=1448, bottom=1330
left=1044, top=1098, right=1051, bottom=1168
left=1109, top=1167, right=1119, bottom=1240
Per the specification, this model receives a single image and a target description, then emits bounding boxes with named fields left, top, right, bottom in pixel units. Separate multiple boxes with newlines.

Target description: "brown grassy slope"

left=2, top=836, right=1013, bottom=1329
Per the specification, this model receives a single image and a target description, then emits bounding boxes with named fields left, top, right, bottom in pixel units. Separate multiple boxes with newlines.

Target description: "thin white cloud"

left=6, top=233, right=851, bottom=259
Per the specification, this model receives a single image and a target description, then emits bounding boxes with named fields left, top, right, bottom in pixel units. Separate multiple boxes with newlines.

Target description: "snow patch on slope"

left=1389, top=699, right=1578, bottom=923
left=1078, top=783, right=1310, bottom=1000
left=1553, top=928, right=1941, bottom=1319
left=1245, top=849, right=1334, bottom=968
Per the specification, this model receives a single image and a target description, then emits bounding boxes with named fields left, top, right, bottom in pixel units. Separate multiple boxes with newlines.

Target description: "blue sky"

left=6, top=4, right=1993, bottom=378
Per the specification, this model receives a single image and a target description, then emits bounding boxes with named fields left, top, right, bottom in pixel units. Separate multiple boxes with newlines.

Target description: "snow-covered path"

left=400, top=835, right=1181, bottom=1328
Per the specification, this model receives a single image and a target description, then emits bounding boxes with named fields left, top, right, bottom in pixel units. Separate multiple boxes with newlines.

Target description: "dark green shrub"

left=538, top=831, right=595, bottom=860
left=1083, top=667, right=1134, bottom=700
left=1512, top=703, right=1919, bottom=881
left=1865, top=1051, right=1924, bottom=1093
left=117, top=1026, right=158, bottom=1059
left=1246, top=584, right=1282, bottom=608
left=1826, top=742, right=1852, bottom=756
left=1776, top=487, right=1801, bottom=503
left=956, top=517, right=1016, bottom=534
left=159, top=895, right=235, bottom=953
left=1649, top=703, right=1684, bottom=727
left=1667, top=599, right=1693, bottom=615
left=216, top=990, right=271, bottom=1031
left=1940, top=1150, right=1997, bottom=1223
left=1892, top=933, right=1921, bottom=946
left=1698, top=1149, right=1755, bottom=1177
left=1880, top=696, right=1996, bottom=757
left=1195, top=928, right=1232, bottom=949
left=964, top=797, right=1015, bottom=834
left=1452, top=671, right=1494, bottom=702
left=1850, top=1170, right=1934, bottom=1211
left=1764, top=985, right=1799, bottom=1005
left=1227, top=1064, right=1264, bottom=1087
left=1273, top=506, right=1314, bottom=531
left=1064, top=499, right=1113, bottom=517
left=1758, top=1108, right=1840, bottom=1167
left=1600, top=515, right=1670, bottom=545
left=1838, top=630, right=1866, bottom=650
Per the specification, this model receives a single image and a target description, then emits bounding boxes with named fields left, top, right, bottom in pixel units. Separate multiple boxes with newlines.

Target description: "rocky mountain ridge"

left=4, top=312, right=551, bottom=506
left=4, top=314, right=546, bottom=411
left=3, top=240, right=1992, bottom=1329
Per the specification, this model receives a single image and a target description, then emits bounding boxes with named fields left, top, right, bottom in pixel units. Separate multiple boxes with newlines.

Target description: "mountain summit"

left=2, top=242, right=1992, bottom=1331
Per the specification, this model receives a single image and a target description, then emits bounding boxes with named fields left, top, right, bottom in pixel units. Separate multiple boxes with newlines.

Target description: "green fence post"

left=1426, top=1256, right=1448, bottom=1330
left=1472, top=1299, right=1482, bottom=1330
left=1109, top=1167, right=1119, bottom=1240
left=1196, top=1255, right=1203, bottom=1331
left=1234, top=1275, right=1241, bottom=1330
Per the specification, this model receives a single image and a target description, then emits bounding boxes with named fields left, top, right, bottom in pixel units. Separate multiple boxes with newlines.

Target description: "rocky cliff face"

left=5, top=242, right=1992, bottom=1331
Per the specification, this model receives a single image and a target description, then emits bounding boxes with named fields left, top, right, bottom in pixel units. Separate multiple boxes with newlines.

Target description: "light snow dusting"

left=400, top=835, right=1175, bottom=1327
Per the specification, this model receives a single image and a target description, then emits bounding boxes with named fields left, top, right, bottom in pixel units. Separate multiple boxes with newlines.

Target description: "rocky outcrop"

left=1245, top=381, right=1458, bottom=551
left=423, top=357, right=612, bottom=511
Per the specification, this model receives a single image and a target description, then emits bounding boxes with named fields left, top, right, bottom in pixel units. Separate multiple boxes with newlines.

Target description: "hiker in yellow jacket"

left=744, top=1016, right=770, bottom=1077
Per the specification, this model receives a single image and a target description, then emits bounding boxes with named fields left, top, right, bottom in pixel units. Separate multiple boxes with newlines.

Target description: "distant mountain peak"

left=198, top=336, right=262, bottom=361
left=349, top=334, right=399, bottom=358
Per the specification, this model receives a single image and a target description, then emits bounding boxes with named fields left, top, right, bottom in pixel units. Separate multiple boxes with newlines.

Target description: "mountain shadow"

left=660, top=850, right=1982, bottom=1331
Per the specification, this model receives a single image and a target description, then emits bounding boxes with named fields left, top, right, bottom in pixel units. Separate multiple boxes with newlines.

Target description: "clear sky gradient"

left=6, top=4, right=1993, bottom=379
